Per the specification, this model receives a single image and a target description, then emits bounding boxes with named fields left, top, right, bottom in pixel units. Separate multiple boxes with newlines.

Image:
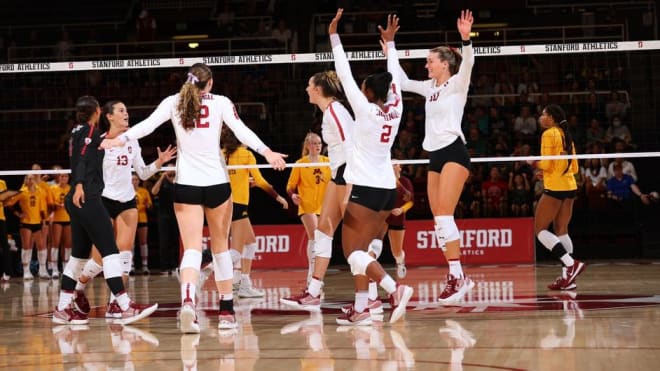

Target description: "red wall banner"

left=186, top=217, right=534, bottom=269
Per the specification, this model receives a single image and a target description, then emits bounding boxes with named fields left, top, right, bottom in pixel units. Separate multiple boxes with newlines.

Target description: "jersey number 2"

left=380, top=124, right=393, bottom=143
left=195, top=105, right=209, bottom=128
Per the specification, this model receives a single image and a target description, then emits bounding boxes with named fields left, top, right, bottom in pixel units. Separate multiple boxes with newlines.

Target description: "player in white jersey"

left=101, top=63, right=287, bottom=333
left=73, top=100, right=176, bottom=319
left=280, top=70, right=355, bottom=311
left=329, top=9, right=413, bottom=326
left=390, top=9, right=476, bottom=304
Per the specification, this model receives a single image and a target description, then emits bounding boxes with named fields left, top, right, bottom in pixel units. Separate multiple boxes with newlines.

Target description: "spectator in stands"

left=136, top=8, right=157, bottom=42
left=509, top=172, right=532, bottom=217
left=482, top=167, right=508, bottom=217
left=471, top=74, right=493, bottom=108
left=456, top=171, right=481, bottom=219
left=567, top=114, right=585, bottom=152
left=605, top=91, right=629, bottom=122
left=607, top=156, right=638, bottom=182
left=585, top=117, right=606, bottom=148
left=604, top=115, right=633, bottom=148
left=517, top=69, right=539, bottom=100
left=55, top=30, right=73, bottom=61
left=271, top=19, right=293, bottom=51
left=606, top=163, right=651, bottom=205
left=580, top=92, right=604, bottom=123
left=513, top=105, right=537, bottom=142
left=488, top=106, right=507, bottom=137
left=466, top=127, right=487, bottom=157
left=493, top=72, right=516, bottom=108
left=216, top=1, right=236, bottom=37
left=582, top=158, right=608, bottom=209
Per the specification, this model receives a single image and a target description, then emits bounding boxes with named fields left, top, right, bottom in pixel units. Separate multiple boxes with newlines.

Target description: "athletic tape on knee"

left=313, top=229, right=333, bottom=258
left=537, top=230, right=561, bottom=251
left=63, top=257, right=87, bottom=280
left=242, top=242, right=257, bottom=260
left=212, top=251, right=233, bottom=281
left=434, top=215, right=460, bottom=251
left=368, top=239, right=383, bottom=259
left=102, top=254, right=123, bottom=279
left=347, top=250, right=375, bottom=276
left=179, top=249, right=202, bottom=271
left=119, top=251, right=132, bottom=275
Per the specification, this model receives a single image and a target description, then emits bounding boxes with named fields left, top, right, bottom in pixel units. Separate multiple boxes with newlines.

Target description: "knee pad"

left=313, top=230, right=333, bottom=258
left=63, top=257, right=87, bottom=280
left=102, top=254, right=123, bottom=279
left=81, top=259, right=103, bottom=279
left=347, top=250, right=375, bottom=276
left=434, top=215, right=460, bottom=251
left=367, top=239, right=383, bottom=259
left=212, top=251, right=233, bottom=281
left=537, top=230, right=560, bottom=251
left=229, top=248, right=241, bottom=267
left=119, top=251, right=132, bottom=275
left=179, top=249, right=202, bottom=271
left=242, top=243, right=257, bottom=260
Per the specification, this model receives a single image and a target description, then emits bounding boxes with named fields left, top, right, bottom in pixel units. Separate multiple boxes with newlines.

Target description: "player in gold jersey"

left=286, top=133, right=331, bottom=283
left=133, top=174, right=153, bottom=274
left=222, top=127, right=288, bottom=298
left=50, top=172, right=72, bottom=277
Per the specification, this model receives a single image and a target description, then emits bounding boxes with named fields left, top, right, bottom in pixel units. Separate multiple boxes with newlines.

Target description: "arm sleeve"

left=331, top=36, right=371, bottom=116
left=132, top=142, right=159, bottom=180
left=72, top=125, right=94, bottom=186
left=536, top=130, right=559, bottom=172
left=454, top=43, right=475, bottom=92
left=391, top=43, right=428, bottom=96
left=220, top=97, right=269, bottom=156
left=124, top=96, right=174, bottom=141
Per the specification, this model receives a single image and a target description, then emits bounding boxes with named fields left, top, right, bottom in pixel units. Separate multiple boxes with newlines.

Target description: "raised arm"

left=329, top=9, right=370, bottom=114
left=454, top=9, right=475, bottom=92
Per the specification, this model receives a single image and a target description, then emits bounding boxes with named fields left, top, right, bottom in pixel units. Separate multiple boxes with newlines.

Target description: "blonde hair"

left=311, top=70, right=344, bottom=99
left=429, top=46, right=462, bottom=75
left=177, top=63, right=212, bottom=130
left=301, top=132, right=322, bottom=157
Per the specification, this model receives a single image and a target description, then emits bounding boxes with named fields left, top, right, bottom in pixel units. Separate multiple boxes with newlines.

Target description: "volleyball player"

left=5, top=174, right=48, bottom=279
left=531, top=104, right=585, bottom=290
left=133, top=174, right=153, bottom=274
left=100, top=63, right=287, bottom=333
left=53, top=95, right=158, bottom=325
left=389, top=9, right=476, bottom=304
left=279, top=71, right=354, bottom=311
left=73, top=100, right=175, bottom=319
left=32, top=164, right=56, bottom=278
left=330, top=9, right=413, bottom=325
left=50, top=172, right=72, bottom=277
left=0, top=178, right=13, bottom=281
left=221, top=127, right=288, bottom=298
left=286, top=132, right=331, bottom=284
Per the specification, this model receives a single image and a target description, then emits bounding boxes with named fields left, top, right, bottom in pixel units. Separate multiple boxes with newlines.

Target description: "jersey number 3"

left=195, top=105, right=210, bottom=128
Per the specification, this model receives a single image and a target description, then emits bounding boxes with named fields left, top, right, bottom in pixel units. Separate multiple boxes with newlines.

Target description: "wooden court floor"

left=1, top=261, right=659, bottom=370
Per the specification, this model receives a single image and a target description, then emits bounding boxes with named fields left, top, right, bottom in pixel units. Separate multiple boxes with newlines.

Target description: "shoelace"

left=441, top=277, right=457, bottom=296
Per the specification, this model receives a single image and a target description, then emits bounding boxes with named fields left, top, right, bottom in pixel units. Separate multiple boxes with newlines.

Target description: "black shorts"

left=102, top=197, right=137, bottom=219
left=350, top=185, right=397, bottom=212
left=543, top=189, right=577, bottom=200
left=387, top=223, right=405, bottom=231
left=428, top=137, right=471, bottom=173
left=138, top=222, right=148, bottom=228
left=53, top=221, right=71, bottom=226
left=174, top=183, right=231, bottom=209
left=332, top=163, right=347, bottom=185
left=232, top=203, right=249, bottom=221
left=386, top=213, right=406, bottom=228
left=20, top=223, right=42, bottom=232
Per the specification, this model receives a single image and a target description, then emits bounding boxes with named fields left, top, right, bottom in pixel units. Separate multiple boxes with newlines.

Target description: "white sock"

left=116, top=292, right=130, bottom=311
left=354, top=291, right=369, bottom=313
left=379, top=275, right=397, bottom=294
left=240, top=274, right=251, bottom=288
left=558, top=234, right=573, bottom=255
left=394, top=251, right=405, bottom=264
left=64, top=248, right=71, bottom=262
left=181, top=283, right=196, bottom=304
left=560, top=254, right=575, bottom=267
left=368, top=280, right=378, bottom=301
left=308, top=277, right=323, bottom=298
left=448, top=259, right=464, bottom=279
left=57, top=291, right=74, bottom=311
left=37, top=249, right=47, bottom=271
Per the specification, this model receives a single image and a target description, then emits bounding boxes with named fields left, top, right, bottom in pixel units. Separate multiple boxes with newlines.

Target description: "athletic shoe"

left=38, top=268, right=51, bottom=279
left=142, top=266, right=150, bottom=275
left=1, top=273, right=10, bottom=281
left=564, top=260, right=586, bottom=287
left=279, top=290, right=321, bottom=311
left=52, top=304, right=89, bottom=325
left=217, top=311, right=237, bottom=329
left=23, top=271, right=34, bottom=280
left=51, top=269, right=60, bottom=278
left=389, top=284, right=413, bottom=324
left=238, top=284, right=265, bottom=298
left=547, top=276, right=577, bottom=290
left=105, top=301, right=122, bottom=319
left=396, top=262, right=407, bottom=279
left=341, top=299, right=384, bottom=315
left=438, top=319, right=476, bottom=348
left=179, top=299, right=200, bottom=334
left=115, top=302, right=158, bottom=325
left=437, top=274, right=474, bottom=304
left=336, top=307, right=371, bottom=326
left=73, top=290, right=90, bottom=314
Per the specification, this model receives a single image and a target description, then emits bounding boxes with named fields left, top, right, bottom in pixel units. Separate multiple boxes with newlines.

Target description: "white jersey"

left=122, top=93, right=268, bottom=186
left=332, top=37, right=403, bottom=189
left=396, top=43, right=474, bottom=151
left=321, top=101, right=354, bottom=178
left=102, top=139, right=158, bottom=202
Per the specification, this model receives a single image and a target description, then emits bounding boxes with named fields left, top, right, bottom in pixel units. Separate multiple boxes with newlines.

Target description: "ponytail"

left=177, top=63, right=212, bottom=130
left=544, top=104, right=575, bottom=174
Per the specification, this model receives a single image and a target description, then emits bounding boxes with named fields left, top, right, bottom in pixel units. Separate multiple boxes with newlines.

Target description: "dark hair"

left=75, top=95, right=99, bottom=123
left=100, top=100, right=122, bottom=133
left=177, top=63, right=213, bottom=130
left=544, top=104, right=575, bottom=174
left=221, top=126, right=241, bottom=157
left=430, top=46, right=463, bottom=75
left=363, top=72, right=393, bottom=102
